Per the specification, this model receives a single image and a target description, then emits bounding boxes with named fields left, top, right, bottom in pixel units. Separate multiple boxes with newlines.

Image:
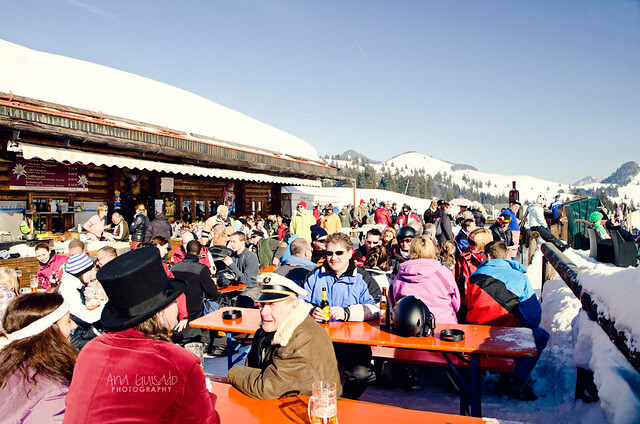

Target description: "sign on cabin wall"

left=9, top=158, right=89, bottom=192
left=160, top=177, right=174, bottom=193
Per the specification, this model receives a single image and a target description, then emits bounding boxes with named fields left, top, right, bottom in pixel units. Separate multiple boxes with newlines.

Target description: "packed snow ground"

left=204, top=246, right=640, bottom=423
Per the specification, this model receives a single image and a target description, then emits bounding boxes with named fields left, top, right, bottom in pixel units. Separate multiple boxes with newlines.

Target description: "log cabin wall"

left=168, top=174, right=226, bottom=223
left=238, top=182, right=281, bottom=218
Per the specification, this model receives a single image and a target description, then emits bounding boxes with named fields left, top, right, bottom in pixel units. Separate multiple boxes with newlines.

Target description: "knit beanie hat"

left=65, top=254, right=94, bottom=277
left=310, top=225, right=328, bottom=242
left=297, top=201, right=307, bottom=209
left=588, top=211, right=603, bottom=224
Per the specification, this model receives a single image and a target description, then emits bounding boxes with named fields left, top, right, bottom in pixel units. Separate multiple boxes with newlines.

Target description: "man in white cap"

left=227, top=273, right=341, bottom=400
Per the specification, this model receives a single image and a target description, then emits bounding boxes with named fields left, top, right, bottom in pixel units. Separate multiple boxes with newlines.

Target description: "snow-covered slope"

left=0, top=39, right=320, bottom=161
left=574, top=176, right=602, bottom=186
left=331, top=150, right=640, bottom=205
left=378, top=152, right=571, bottom=203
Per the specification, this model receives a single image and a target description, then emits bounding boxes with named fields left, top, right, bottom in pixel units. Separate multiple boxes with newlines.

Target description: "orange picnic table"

left=211, top=380, right=488, bottom=424
left=192, top=307, right=537, bottom=417
left=217, top=283, right=247, bottom=293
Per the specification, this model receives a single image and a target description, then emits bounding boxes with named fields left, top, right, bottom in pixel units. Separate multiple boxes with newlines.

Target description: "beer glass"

left=308, top=380, right=338, bottom=424
left=29, top=275, right=38, bottom=293
left=184, top=342, right=205, bottom=370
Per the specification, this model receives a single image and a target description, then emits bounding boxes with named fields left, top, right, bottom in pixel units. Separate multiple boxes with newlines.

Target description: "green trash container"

left=564, top=198, right=601, bottom=250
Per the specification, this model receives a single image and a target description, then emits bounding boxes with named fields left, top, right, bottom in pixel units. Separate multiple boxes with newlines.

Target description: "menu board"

left=9, top=158, right=89, bottom=192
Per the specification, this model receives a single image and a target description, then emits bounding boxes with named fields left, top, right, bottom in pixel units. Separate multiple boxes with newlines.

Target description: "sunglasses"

left=399, top=238, right=413, bottom=244
left=325, top=250, right=346, bottom=257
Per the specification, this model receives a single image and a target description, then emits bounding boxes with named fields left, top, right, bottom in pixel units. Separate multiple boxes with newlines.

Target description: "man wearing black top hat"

left=65, top=246, right=220, bottom=423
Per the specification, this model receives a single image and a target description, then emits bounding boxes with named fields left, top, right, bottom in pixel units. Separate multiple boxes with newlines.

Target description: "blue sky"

left=1, top=0, right=638, bottom=184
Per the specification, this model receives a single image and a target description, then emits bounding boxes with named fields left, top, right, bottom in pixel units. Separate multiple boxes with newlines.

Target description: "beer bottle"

left=320, top=287, right=330, bottom=324
left=509, top=181, right=519, bottom=204
left=379, top=287, right=390, bottom=329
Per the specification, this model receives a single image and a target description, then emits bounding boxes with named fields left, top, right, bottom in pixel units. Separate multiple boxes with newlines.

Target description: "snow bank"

left=576, top=266, right=640, bottom=353
left=575, top=312, right=640, bottom=424
left=282, top=186, right=435, bottom=212
left=541, top=246, right=640, bottom=423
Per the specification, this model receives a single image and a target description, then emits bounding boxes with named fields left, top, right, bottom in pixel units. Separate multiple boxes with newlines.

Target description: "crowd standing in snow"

left=1, top=193, right=638, bottom=421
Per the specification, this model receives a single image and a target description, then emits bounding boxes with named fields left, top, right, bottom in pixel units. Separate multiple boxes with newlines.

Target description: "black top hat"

left=209, top=245, right=234, bottom=261
left=96, top=246, right=186, bottom=332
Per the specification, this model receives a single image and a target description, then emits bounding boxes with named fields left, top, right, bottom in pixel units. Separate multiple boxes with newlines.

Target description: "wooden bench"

left=372, top=346, right=515, bottom=373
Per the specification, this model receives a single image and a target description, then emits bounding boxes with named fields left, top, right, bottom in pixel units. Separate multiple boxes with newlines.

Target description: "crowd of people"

left=2, top=193, right=631, bottom=421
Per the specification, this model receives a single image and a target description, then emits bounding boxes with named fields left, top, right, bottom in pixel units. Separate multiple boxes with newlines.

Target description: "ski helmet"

left=396, top=226, right=417, bottom=242
left=392, top=296, right=436, bottom=337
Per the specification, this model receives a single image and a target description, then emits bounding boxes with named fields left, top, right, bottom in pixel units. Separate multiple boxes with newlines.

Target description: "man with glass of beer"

left=227, top=273, right=341, bottom=400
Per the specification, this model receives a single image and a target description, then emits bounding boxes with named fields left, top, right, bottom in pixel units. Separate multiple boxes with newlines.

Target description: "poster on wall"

left=160, top=177, right=174, bottom=193
left=9, top=158, right=89, bottom=192
left=224, top=182, right=236, bottom=214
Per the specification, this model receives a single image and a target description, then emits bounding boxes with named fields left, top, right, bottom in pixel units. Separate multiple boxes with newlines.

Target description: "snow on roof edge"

left=0, top=39, right=321, bottom=162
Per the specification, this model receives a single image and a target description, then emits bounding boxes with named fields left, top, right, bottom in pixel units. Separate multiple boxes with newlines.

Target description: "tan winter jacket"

left=227, top=300, right=342, bottom=400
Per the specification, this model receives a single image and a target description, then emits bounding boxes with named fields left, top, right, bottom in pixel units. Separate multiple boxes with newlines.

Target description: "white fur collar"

left=272, top=299, right=312, bottom=347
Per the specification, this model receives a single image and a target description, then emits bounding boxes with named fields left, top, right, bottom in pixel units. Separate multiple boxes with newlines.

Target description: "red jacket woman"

left=65, top=329, right=218, bottom=423
left=65, top=247, right=219, bottom=424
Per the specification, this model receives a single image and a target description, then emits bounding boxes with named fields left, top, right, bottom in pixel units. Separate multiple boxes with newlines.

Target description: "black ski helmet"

left=396, top=226, right=417, bottom=242
left=392, top=296, right=436, bottom=337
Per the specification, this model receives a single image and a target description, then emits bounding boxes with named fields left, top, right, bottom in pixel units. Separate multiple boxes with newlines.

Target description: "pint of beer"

left=29, top=275, right=38, bottom=293
left=308, top=381, right=338, bottom=424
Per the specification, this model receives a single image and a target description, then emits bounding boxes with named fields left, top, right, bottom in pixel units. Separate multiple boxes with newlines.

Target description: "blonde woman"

left=129, top=204, right=149, bottom=249
left=392, top=236, right=460, bottom=324
left=0, top=267, right=19, bottom=331
left=381, top=227, right=396, bottom=250
left=83, top=204, right=109, bottom=241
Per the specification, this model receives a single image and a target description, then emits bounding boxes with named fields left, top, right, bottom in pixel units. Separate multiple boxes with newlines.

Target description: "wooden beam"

left=0, top=118, right=344, bottom=181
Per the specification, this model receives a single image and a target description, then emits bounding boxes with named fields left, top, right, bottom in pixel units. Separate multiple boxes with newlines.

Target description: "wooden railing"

left=541, top=242, right=640, bottom=374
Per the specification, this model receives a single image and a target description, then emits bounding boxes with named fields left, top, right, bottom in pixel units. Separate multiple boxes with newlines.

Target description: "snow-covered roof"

left=0, top=39, right=320, bottom=161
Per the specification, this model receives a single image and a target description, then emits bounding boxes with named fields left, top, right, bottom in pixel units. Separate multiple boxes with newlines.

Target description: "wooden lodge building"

left=0, top=40, right=339, bottom=236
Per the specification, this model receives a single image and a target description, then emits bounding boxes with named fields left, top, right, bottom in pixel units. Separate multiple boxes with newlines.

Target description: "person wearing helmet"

left=489, top=213, right=515, bottom=248
left=388, top=226, right=417, bottom=275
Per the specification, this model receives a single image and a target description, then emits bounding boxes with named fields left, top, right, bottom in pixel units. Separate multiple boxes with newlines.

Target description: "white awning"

left=19, top=143, right=321, bottom=187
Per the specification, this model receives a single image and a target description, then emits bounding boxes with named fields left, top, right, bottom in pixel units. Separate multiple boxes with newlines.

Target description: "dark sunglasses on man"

left=325, top=250, right=346, bottom=257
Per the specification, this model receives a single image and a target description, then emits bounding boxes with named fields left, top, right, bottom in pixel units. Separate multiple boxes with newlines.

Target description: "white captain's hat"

left=257, top=273, right=307, bottom=303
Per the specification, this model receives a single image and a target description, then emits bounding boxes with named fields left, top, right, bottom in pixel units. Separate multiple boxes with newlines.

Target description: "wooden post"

left=353, top=181, right=356, bottom=209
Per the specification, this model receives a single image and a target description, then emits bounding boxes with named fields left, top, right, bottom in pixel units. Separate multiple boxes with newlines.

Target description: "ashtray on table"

left=222, top=309, right=242, bottom=320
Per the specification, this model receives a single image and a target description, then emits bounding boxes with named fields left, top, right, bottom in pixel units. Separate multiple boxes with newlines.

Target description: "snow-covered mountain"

left=326, top=151, right=639, bottom=205
left=573, top=176, right=601, bottom=186
left=328, top=151, right=571, bottom=204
